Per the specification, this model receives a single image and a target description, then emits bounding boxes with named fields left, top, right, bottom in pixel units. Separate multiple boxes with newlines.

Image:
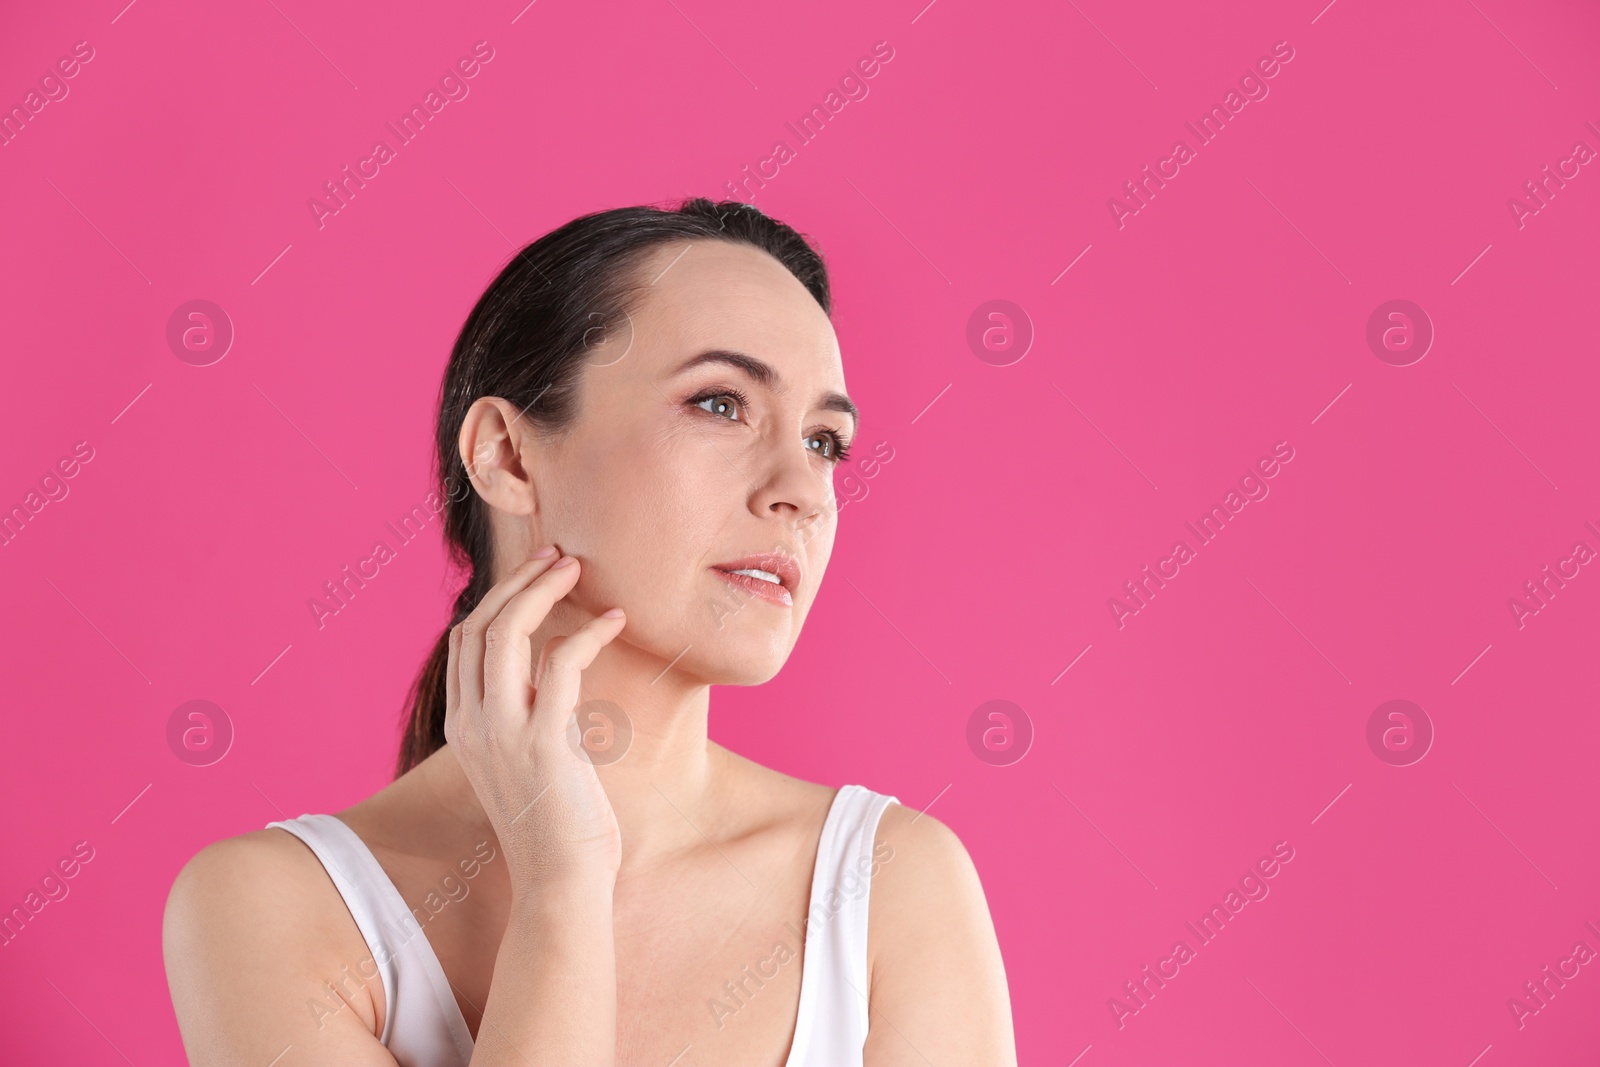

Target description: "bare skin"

left=162, top=239, right=1017, bottom=1066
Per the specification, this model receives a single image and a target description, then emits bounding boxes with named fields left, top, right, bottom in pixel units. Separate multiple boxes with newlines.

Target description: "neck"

left=417, top=636, right=731, bottom=878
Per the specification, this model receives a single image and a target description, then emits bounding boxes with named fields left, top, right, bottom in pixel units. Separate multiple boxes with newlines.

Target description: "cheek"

left=556, top=431, right=735, bottom=616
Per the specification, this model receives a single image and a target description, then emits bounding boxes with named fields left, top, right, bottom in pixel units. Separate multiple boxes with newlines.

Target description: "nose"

left=749, top=438, right=833, bottom=530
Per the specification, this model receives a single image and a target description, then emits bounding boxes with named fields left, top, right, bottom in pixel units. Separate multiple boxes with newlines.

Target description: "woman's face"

left=530, top=238, right=856, bottom=685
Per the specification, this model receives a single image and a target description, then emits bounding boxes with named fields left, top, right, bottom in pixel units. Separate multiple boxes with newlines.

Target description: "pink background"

left=2, top=0, right=1598, bottom=1063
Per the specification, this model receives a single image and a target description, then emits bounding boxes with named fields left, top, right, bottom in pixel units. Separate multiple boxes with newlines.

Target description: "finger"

left=457, top=550, right=563, bottom=714
left=481, top=557, right=585, bottom=731
left=443, top=621, right=462, bottom=743
left=529, top=610, right=627, bottom=745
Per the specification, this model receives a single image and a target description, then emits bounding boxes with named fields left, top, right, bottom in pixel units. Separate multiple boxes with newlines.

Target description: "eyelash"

left=688, top=387, right=853, bottom=464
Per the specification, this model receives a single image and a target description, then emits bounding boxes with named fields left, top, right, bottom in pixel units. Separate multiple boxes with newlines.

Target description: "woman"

left=162, top=198, right=1017, bottom=1066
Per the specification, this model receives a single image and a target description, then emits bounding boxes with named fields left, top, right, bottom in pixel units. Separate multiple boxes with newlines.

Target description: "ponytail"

left=395, top=578, right=486, bottom=778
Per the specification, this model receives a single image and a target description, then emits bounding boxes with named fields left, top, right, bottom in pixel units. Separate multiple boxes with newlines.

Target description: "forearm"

left=468, top=881, right=617, bottom=1067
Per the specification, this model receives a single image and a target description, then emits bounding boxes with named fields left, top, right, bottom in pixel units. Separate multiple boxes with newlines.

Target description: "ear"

left=457, top=397, right=540, bottom=516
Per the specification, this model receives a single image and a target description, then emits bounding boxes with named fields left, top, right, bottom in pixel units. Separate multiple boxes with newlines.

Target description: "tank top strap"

left=265, top=814, right=474, bottom=1067
left=785, top=784, right=900, bottom=1067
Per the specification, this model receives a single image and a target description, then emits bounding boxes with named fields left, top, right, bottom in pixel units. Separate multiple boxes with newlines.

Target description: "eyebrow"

left=670, top=349, right=860, bottom=429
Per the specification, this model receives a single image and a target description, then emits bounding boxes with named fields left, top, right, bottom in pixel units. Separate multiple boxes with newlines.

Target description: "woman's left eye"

left=806, top=431, right=852, bottom=464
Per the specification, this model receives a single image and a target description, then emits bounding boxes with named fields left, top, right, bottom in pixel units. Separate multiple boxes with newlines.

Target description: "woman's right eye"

left=689, top=388, right=751, bottom=422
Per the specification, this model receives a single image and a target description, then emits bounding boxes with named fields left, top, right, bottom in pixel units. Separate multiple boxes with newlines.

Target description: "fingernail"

left=602, top=608, right=624, bottom=618
left=551, top=555, right=576, bottom=569
left=532, top=545, right=556, bottom=559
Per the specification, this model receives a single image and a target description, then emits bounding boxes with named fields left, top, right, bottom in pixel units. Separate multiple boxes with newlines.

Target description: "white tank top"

left=266, top=784, right=899, bottom=1067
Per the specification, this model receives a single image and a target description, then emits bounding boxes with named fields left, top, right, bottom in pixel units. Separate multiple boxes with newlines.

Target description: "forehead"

left=626, top=239, right=841, bottom=380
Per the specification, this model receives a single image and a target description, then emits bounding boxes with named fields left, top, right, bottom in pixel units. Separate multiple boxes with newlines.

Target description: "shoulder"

left=163, top=825, right=374, bottom=991
left=168, top=823, right=320, bottom=894
left=163, top=826, right=390, bottom=1064
left=164, top=824, right=356, bottom=948
left=863, top=798, right=1018, bottom=1064
left=866, top=799, right=986, bottom=956
left=164, top=826, right=333, bottom=949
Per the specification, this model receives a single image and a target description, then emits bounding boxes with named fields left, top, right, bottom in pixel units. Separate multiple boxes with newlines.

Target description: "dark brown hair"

left=395, top=197, right=832, bottom=778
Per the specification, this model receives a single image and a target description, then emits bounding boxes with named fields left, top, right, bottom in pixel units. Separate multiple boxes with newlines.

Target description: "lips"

left=710, top=550, right=801, bottom=605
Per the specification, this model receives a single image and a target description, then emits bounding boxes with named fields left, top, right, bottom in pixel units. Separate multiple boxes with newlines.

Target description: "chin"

left=686, top=631, right=795, bottom=687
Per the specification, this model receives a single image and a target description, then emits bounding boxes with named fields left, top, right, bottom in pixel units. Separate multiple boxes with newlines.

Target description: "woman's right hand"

left=444, top=547, right=628, bottom=898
